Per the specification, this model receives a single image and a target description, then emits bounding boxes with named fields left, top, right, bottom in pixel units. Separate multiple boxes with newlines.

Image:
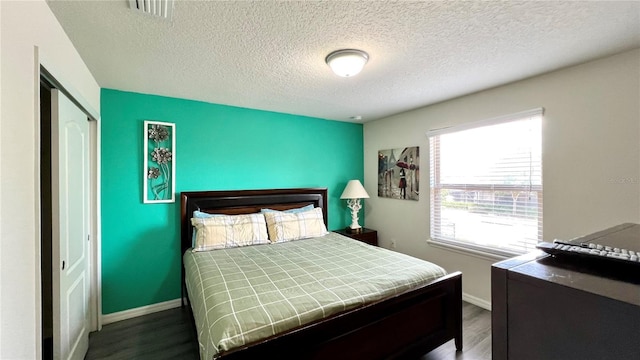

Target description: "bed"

left=180, top=188, right=462, bottom=359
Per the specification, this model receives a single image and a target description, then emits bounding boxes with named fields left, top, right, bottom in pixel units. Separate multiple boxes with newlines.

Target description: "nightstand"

left=334, top=228, right=378, bottom=246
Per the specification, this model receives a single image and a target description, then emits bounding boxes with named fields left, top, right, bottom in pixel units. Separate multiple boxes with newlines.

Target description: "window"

left=428, top=109, right=543, bottom=257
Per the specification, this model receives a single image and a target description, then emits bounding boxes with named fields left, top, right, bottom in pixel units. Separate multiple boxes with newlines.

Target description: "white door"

left=51, top=89, right=90, bottom=360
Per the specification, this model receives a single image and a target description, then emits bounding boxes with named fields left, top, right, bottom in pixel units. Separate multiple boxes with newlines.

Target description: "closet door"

left=51, top=89, right=90, bottom=360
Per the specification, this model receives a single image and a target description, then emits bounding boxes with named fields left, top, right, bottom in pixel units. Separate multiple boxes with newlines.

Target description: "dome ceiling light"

left=325, top=49, right=369, bottom=77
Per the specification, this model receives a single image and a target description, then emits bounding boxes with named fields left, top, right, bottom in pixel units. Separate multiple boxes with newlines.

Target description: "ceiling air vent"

left=129, top=0, right=174, bottom=19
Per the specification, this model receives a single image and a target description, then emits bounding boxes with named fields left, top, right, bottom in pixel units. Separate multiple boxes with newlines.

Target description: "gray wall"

left=363, top=49, right=640, bottom=307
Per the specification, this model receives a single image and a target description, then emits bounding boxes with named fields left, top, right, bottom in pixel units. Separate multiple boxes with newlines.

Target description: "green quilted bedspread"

left=184, top=232, right=447, bottom=359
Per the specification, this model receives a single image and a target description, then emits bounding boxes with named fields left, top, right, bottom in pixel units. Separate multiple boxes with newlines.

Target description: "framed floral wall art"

left=144, top=120, right=175, bottom=203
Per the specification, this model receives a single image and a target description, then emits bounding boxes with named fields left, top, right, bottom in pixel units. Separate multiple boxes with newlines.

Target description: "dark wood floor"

left=86, top=301, right=490, bottom=360
left=419, top=302, right=492, bottom=360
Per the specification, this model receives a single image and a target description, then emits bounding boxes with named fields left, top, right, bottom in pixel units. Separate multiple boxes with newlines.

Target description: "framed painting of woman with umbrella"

left=377, top=146, right=419, bottom=201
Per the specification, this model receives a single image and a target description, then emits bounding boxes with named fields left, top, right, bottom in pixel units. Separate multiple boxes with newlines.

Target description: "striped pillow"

left=191, top=211, right=223, bottom=247
left=263, top=207, right=328, bottom=243
left=191, top=213, right=270, bottom=252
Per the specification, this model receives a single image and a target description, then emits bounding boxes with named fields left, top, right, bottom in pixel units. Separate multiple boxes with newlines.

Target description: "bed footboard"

left=219, top=271, right=463, bottom=360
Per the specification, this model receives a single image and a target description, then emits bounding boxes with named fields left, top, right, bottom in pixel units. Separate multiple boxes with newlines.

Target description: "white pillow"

left=191, top=213, right=269, bottom=252
left=191, top=211, right=222, bottom=246
left=263, top=207, right=328, bottom=243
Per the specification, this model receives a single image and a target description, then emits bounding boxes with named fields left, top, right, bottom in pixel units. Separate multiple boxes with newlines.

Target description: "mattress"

left=184, top=232, right=447, bottom=359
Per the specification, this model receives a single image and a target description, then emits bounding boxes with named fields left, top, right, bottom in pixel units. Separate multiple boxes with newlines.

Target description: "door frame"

left=38, top=63, right=102, bottom=352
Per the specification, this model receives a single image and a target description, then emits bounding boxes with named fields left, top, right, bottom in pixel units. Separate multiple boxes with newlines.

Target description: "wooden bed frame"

left=180, top=188, right=463, bottom=359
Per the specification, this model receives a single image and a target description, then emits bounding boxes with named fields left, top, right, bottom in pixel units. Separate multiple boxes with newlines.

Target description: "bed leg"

left=454, top=273, right=463, bottom=351
left=181, top=267, right=186, bottom=308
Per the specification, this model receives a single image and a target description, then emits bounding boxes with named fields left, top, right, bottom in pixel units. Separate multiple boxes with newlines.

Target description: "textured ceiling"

left=47, top=0, right=640, bottom=123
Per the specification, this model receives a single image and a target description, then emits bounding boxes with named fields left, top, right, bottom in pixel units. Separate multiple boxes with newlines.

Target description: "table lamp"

left=340, top=180, right=370, bottom=233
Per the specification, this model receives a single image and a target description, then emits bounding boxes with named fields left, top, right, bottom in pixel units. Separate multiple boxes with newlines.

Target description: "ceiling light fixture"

left=325, top=49, right=369, bottom=77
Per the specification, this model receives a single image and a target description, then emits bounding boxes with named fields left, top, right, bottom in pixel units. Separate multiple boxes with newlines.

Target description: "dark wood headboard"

left=180, top=188, right=328, bottom=256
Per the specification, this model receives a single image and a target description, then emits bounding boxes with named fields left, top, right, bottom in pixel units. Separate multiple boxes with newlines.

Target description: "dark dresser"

left=492, top=223, right=640, bottom=360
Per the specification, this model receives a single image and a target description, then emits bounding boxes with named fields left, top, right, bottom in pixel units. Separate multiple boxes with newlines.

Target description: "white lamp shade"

left=326, top=49, right=369, bottom=77
left=340, top=180, right=370, bottom=199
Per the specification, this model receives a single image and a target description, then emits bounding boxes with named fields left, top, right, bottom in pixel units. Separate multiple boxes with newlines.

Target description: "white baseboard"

left=101, top=298, right=183, bottom=325
left=463, top=292, right=492, bottom=311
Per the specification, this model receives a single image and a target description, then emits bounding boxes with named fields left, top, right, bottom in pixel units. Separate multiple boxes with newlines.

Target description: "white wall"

left=364, top=49, right=640, bottom=308
left=0, top=1, right=100, bottom=358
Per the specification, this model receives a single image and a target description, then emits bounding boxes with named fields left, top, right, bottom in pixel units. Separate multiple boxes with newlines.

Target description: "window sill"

left=426, top=238, right=516, bottom=262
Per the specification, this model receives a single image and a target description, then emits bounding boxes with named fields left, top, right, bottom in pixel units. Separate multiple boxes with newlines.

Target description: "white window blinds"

left=428, top=108, right=543, bottom=257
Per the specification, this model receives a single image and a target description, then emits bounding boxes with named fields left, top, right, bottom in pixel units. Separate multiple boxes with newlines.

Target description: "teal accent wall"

left=100, top=89, right=364, bottom=314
